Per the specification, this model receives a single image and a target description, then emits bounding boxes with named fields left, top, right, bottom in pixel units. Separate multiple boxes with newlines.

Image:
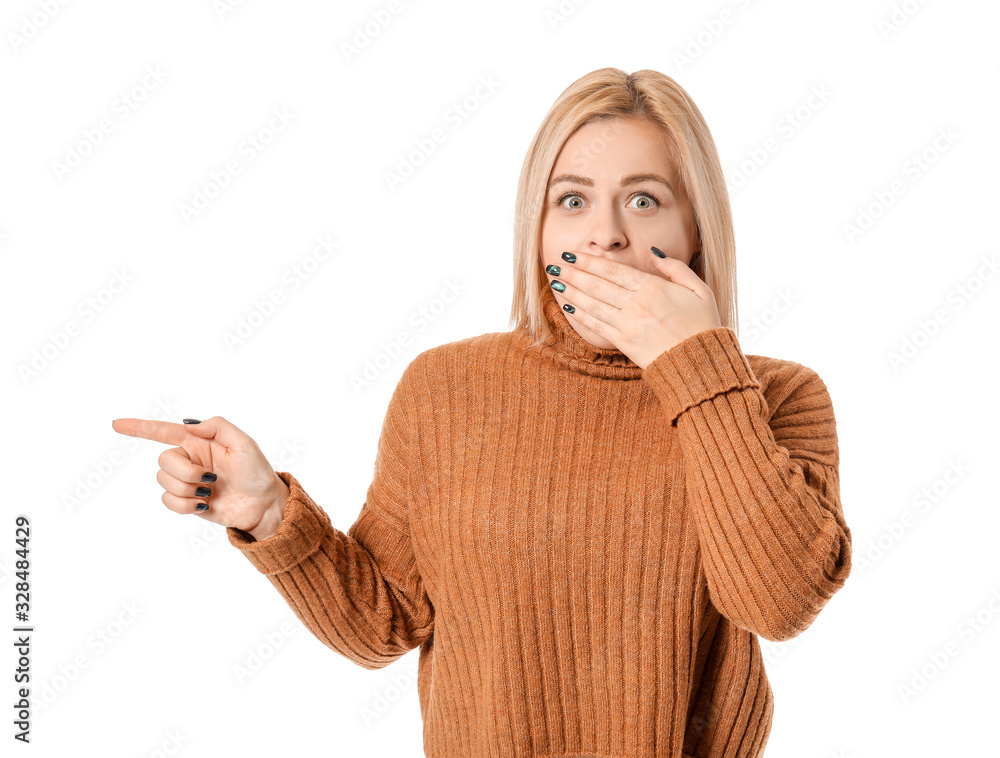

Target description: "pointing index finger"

left=111, top=418, right=190, bottom=446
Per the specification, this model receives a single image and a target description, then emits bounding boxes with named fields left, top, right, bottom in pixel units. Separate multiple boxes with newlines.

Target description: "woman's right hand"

left=111, top=416, right=290, bottom=540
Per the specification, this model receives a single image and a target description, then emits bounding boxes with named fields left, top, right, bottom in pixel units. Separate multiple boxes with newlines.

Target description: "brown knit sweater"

left=227, top=284, right=852, bottom=757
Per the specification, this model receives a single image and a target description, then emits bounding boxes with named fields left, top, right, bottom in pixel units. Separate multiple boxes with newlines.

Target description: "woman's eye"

left=629, top=194, right=658, bottom=210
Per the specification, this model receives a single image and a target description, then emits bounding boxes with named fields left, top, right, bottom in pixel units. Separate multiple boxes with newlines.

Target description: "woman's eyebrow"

left=548, top=173, right=675, bottom=192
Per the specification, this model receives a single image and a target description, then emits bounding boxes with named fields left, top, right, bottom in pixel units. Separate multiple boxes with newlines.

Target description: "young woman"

left=113, top=67, right=852, bottom=758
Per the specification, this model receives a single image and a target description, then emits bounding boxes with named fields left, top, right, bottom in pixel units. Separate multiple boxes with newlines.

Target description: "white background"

left=2, top=0, right=998, bottom=756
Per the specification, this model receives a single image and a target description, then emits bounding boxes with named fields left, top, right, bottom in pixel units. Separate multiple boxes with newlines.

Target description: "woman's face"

left=540, top=116, right=700, bottom=350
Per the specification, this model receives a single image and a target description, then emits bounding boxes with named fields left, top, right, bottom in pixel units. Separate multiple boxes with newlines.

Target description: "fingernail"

left=195, top=486, right=212, bottom=497
left=195, top=503, right=209, bottom=512
left=651, top=246, right=666, bottom=258
left=183, top=418, right=201, bottom=424
left=545, top=264, right=561, bottom=276
left=563, top=304, right=575, bottom=313
left=551, top=280, right=565, bottom=293
left=201, top=472, right=217, bottom=483
left=561, top=252, right=576, bottom=263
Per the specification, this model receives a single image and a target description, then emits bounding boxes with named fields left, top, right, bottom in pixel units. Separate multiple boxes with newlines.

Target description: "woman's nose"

left=586, top=205, right=627, bottom=251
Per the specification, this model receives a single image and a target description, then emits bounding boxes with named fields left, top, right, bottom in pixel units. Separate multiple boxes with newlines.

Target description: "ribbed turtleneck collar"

left=519, top=285, right=643, bottom=380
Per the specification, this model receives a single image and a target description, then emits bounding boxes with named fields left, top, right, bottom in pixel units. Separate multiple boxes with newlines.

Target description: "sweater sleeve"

left=640, top=326, right=852, bottom=642
left=225, top=364, right=434, bottom=669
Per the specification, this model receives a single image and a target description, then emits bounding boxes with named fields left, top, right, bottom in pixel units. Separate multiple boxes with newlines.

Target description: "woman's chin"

left=572, top=323, right=616, bottom=350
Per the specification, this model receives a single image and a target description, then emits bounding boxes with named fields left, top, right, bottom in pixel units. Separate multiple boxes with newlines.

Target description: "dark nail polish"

left=195, top=503, right=209, bottom=511
left=561, top=252, right=576, bottom=263
left=651, top=246, right=666, bottom=258
left=563, top=304, right=575, bottom=313
left=545, top=264, right=561, bottom=276
left=183, top=418, right=201, bottom=424
left=551, top=280, right=565, bottom=293
left=195, top=486, right=212, bottom=497
left=201, top=472, right=217, bottom=483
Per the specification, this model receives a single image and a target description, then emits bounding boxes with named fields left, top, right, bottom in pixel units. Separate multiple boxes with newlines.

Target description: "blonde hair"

left=510, top=67, right=738, bottom=348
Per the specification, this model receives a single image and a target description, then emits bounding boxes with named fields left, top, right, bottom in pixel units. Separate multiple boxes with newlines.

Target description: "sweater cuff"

left=226, top=471, right=330, bottom=575
left=640, top=326, right=761, bottom=426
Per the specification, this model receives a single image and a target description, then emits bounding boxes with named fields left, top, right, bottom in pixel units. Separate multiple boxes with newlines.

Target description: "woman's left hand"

left=548, top=247, right=723, bottom=370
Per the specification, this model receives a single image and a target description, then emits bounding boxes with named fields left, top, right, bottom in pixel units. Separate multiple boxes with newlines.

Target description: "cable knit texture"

left=227, top=284, right=852, bottom=757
